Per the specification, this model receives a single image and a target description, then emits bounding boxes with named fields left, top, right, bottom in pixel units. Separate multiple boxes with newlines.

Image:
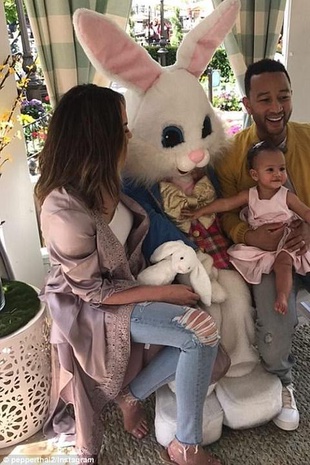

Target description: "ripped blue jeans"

left=253, top=272, right=307, bottom=386
left=128, top=301, right=219, bottom=445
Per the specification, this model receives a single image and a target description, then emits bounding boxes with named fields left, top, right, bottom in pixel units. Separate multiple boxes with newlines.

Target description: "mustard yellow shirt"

left=214, top=122, right=310, bottom=244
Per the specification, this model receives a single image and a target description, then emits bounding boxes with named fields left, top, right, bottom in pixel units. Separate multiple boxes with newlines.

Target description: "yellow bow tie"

left=160, top=176, right=216, bottom=234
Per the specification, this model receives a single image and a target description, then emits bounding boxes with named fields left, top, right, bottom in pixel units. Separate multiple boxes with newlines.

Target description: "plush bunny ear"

left=189, top=261, right=212, bottom=307
left=73, top=9, right=162, bottom=93
left=150, top=240, right=186, bottom=263
left=175, top=0, right=240, bottom=78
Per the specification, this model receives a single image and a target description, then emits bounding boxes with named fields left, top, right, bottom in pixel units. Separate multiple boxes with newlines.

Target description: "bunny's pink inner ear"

left=73, top=9, right=162, bottom=93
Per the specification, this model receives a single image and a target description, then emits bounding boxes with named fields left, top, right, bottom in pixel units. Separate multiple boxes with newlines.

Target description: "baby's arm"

left=181, top=190, right=249, bottom=220
left=287, top=191, right=310, bottom=224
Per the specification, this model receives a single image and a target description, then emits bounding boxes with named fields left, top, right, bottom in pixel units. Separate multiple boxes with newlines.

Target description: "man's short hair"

left=244, top=58, right=291, bottom=97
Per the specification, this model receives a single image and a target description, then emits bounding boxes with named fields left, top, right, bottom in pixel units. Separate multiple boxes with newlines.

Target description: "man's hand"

left=285, top=220, right=310, bottom=255
left=244, top=222, right=285, bottom=251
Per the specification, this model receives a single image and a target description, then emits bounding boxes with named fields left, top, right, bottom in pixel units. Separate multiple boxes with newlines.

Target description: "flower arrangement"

left=226, top=121, right=243, bottom=136
left=0, top=56, right=51, bottom=178
left=213, top=88, right=242, bottom=112
left=22, top=103, right=52, bottom=163
left=20, top=96, right=52, bottom=120
left=20, top=98, right=46, bottom=119
left=24, top=123, right=49, bottom=160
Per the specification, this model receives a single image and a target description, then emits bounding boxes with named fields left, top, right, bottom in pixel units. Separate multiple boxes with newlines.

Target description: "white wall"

left=283, top=0, right=310, bottom=122
left=0, top=3, right=45, bottom=288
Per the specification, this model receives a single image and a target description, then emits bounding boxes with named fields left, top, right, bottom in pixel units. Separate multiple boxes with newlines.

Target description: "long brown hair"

left=35, top=84, right=126, bottom=211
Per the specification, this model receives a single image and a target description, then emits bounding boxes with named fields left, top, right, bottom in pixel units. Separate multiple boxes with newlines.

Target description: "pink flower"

left=226, top=122, right=242, bottom=136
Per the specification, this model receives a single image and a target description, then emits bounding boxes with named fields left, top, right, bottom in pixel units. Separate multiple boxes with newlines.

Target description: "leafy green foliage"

left=4, top=0, right=18, bottom=26
left=170, top=8, right=183, bottom=47
left=144, top=45, right=177, bottom=66
left=143, top=44, right=234, bottom=83
left=127, top=9, right=136, bottom=40
left=0, top=279, right=40, bottom=337
left=208, top=47, right=235, bottom=83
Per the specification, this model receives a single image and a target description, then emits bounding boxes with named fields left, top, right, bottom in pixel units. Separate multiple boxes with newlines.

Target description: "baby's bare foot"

left=274, top=293, right=288, bottom=315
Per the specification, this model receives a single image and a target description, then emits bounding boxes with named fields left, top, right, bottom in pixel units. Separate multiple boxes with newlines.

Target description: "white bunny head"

left=150, top=240, right=199, bottom=274
left=138, top=240, right=212, bottom=306
left=73, top=0, right=240, bottom=186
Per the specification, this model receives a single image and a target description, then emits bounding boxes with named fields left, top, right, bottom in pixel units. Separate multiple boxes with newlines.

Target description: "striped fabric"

left=24, top=0, right=132, bottom=106
left=212, top=0, right=286, bottom=126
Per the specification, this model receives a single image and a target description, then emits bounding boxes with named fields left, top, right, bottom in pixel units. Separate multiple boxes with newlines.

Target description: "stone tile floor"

left=0, top=432, right=77, bottom=463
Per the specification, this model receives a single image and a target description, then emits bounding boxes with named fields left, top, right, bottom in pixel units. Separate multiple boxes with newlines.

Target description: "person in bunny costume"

left=73, top=0, right=283, bottom=454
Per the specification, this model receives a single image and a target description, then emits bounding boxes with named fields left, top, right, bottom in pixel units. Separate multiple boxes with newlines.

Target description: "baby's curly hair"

left=247, top=140, right=282, bottom=170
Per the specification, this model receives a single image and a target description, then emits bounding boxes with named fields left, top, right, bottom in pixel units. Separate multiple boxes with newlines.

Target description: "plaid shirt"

left=189, top=216, right=232, bottom=269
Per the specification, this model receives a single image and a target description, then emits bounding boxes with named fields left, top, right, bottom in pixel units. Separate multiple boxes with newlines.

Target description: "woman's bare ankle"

left=115, top=386, right=137, bottom=406
left=115, top=387, right=148, bottom=439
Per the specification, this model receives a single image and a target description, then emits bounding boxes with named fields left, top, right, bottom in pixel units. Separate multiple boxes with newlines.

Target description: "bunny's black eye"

left=180, top=256, right=184, bottom=260
left=162, top=125, right=184, bottom=148
left=202, top=116, right=212, bottom=138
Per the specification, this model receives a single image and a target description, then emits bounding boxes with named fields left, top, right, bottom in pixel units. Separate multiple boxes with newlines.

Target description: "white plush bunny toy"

left=137, top=240, right=212, bottom=306
left=73, top=0, right=282, bottom=447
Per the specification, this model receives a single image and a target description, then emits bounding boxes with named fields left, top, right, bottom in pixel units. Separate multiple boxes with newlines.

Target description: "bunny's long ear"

left=175, top=0, right=240, bottom=78
left=189, top=261, right=212, bottom=307
left=150, top=240, right=186, bottom=263
left=73, top=9, right=162, bottom=93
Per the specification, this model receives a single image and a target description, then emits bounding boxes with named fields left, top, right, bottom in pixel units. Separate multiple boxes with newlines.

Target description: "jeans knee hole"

left=173, top=309, right=219, bottom=346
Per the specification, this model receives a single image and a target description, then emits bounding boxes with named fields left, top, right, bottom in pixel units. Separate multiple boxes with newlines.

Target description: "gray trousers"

left=252, top=272, right=310, bottom=385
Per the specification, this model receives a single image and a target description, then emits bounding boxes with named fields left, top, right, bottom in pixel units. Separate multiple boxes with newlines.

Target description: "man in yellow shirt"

left=215, top=58, right=310, bottom=432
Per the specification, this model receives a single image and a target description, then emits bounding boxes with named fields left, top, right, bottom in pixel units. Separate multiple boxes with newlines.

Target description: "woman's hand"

left=159, top=284, right=200, bottom=306
left=104, top=284, right=199, bottom=306
left=285, top=220, right=310, bottom=255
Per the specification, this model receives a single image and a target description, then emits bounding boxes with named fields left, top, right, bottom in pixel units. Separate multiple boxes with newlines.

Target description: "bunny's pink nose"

left=188, top=149, right=204, bottom=164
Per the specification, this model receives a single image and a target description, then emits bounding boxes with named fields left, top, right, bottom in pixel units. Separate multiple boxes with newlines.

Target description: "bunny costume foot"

left=160, top=439, right=222, bottom=465
left=115, top=387, right=149, bottom=439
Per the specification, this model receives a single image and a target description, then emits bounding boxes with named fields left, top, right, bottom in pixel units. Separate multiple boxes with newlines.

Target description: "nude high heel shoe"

left=160, top=438, right=222, bottom=465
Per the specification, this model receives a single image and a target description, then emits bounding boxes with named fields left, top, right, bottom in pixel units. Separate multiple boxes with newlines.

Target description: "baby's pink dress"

left=228, top=186, right=310, bottom=284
